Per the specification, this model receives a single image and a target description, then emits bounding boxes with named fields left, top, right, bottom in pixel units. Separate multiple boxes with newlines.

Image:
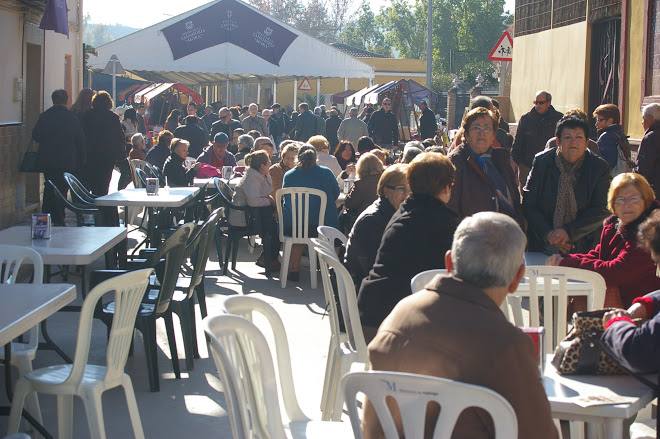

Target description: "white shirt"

left=317, top=151, right=342, bottom=177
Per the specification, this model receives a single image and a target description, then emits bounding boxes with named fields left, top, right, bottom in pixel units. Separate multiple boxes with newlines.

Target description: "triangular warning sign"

left=488, top=31, right=513, bottom=61
left=298, top=77, right=312, bottom=91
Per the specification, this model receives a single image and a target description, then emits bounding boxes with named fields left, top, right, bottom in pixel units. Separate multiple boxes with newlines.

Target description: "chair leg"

left=196, top=282, right=208, bottom=319
left=307, top=242, right=318, bottom=289
left=188, top=298, right=201, bottom=359
left=223, top=234, right=233, bottom=275
left=137, top=320, right=160, bottom=392
left=320, top=341, right=337, bottom=420
left=330, top=358, right=350, bottom=421
left=280, top=240, right=293, bottom=288
left=214, top=227, right=224, bottom=262
left=57, top=394, right=74, bottom=439
left=163, top=313, right=181, bottom=379
left=6, top=378, right=31, bottom=434
left=13, top=355, right=42, bottom=426
left=122, top=375, right=145, bottom=439
left=231, top=235, right=240, bottom=269
left=174, top=303, right=195, bottom=372
left=82, top=389, right=107, bottom=439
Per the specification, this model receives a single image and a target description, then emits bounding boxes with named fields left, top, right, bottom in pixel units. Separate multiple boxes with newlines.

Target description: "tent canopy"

left=345, top=83, right=381, bottom=107
left=134, top=83, right=204, bottom=105
left=88, top=0, right=374, bottom=83
left=352, top=80, right=438, bottom=108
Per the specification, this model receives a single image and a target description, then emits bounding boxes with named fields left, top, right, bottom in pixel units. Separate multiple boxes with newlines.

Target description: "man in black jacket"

left=293, top=103, right=320, bottom=141
left=324, top=108, right=342, bottom=150
left=32, top=89, right=86, bottom=225
left=418, top=100, right=438, bottom=140
left=512, top=91, right=563, bottom=188
left=269, top=103, right=288, bottom=148
left=368, top=98, right=399, bottom=148
left=210, top=107, right=242, bottom=141
left=174, top=115, right=208, bottom=158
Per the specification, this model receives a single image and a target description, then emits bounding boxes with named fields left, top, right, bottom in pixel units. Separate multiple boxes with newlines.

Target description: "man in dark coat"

left=293, top=103, right=320, bottom=142
left=512, top=90, right=563, bottom=188
left=32, top=89, right=86, bottom=225
left=269, top=103, right=288, bottom=148
left=174, top=115, right=208, bottom=158
left=210, top=107, right=242, bottom=141
left=324, top=108, right=342, bottom=150
left=418, top=100, right=438, bottom=140
left=368, top=97, right=399, bottom=148
left=201, top=105, right=219, bottom=130
left=636, top=103, right=660, bottom=198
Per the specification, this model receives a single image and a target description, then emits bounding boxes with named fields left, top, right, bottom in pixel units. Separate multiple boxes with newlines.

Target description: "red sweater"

left=560, top=208, right=660, bottom=307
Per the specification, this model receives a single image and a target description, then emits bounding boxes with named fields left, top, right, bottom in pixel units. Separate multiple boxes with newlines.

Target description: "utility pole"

left=426, top=0, right=433, bottom=89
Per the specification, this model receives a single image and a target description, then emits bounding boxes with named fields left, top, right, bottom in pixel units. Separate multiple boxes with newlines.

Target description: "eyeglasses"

left=468, top=125, right=494, bottom=133
left=534, top=100, right=548, bottom=105
left=614, top=195, right=643, bottom=206
left=385, top=185, right=408, bottom=194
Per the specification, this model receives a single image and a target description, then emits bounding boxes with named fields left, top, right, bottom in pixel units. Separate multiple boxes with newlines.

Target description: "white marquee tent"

left=88, top=0, right=375, bottom=88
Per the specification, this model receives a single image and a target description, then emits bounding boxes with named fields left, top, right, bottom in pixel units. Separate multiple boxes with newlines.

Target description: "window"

left=644, top=0, right=660, bottom=101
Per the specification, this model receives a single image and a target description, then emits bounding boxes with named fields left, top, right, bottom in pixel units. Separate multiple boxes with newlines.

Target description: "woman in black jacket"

left=523, top=116, right=610, bottom=254
left=162, top=138, right=199, bottom=187
left=81, top=91, right=125, bottom=196
left=345, top=164, right=409, bottom=289
left=357, top=153, right=458, bottom=342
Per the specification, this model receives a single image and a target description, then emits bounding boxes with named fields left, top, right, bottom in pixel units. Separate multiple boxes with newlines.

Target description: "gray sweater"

left=337, top=116, right=369, bottom=147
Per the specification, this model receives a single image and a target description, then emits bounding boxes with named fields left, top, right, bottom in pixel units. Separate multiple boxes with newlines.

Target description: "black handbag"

left=19, top=149, right=40, bottom=173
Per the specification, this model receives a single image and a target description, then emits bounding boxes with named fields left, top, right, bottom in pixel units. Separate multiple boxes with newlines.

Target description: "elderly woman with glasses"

left=546, top=173, right=660, bottom=307
left=523, top=116, right=610, bottom=255
left=344, top=164, right=409, bottom=288
left=448, top=107, right=522, bottom=224
left=357, top=153, right=458, bottom=342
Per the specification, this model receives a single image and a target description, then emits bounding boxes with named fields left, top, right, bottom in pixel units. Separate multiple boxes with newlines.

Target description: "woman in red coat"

left=547, top=173, right=660, bottom=307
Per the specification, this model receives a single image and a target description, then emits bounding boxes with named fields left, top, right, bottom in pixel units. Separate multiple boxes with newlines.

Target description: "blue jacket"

left=602, top=290, right=660, bottom=373
left=282, top=165, right=339, bottom=230
left=596, top=124, right=625, bottom=170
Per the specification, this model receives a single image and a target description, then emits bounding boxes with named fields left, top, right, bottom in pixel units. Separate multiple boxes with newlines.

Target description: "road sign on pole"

left=488, top=31, right=513, bottom=62
left=298, top=77, right=312, bottom=91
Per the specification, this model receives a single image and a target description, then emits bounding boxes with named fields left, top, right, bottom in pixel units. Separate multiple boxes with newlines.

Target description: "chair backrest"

left=311, top=238, right=343, bottom=341
left=276, top=187, right=327, bottom=241
left=143, top=162, right=165, bottom=185
left=67, top=269, right=152, bottom=385
left=506, top=266, right=606, bottom=354
left=0, top=246, right=44, bottom=352
left=342, top=371, right=518, bottom=439
left=47, top=180, right=101, bottom=227
left=317, top=225, right=348, bottom=249
left=181, top=209, right=221, bottom=298
left=64, top=172, right=96, bottom=204
left=212, top=177, right=251, bottom=228
left=315, top=245, right=368, bottom=362
left=410, top=269, right=448, bottom=293
left=134, top=168, right=149, bottom=188
left=129, top=159, right=148, bottom=188
left=152, top=223, right=194, bottom=315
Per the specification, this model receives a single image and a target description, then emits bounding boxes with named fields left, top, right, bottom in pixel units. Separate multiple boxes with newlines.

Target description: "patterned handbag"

left=551, top=309, right=626, bottom=375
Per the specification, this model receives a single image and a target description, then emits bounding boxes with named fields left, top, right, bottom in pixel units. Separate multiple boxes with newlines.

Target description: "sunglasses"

left=534, top=100, right=548, bottom=105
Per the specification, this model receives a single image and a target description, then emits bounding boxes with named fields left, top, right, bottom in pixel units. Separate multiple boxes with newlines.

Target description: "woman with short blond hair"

left=308, top=134, right=342, bottom=176
left=341, top=152, right=385, bottom=231
left=548, top=172, right=660, bottom=307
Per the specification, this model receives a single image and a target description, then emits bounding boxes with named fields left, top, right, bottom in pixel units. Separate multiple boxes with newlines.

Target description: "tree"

left=378, top=0, right=426, bottom=59
left=338, top=2, right=389, bottom=56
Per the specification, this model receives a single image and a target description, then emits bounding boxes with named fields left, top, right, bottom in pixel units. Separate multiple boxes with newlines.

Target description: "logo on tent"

left=220, top=10, right=238, bottom=31
left=180, top=20, right=205, bottom=42
left=254, top=27, right=275, bottom=48
left=185, top=21, right=193, bottom=30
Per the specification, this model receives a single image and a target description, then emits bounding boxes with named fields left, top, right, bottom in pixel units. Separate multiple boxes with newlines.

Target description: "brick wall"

left=0, top=124, right=40, bottom=228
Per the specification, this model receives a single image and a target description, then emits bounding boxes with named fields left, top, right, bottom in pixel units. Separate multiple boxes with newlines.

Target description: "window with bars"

left=553, top=0, right=586, bottom=28
left=514, top=0, right=552, bottom=37
left=646, top=0, right=660, bottom=99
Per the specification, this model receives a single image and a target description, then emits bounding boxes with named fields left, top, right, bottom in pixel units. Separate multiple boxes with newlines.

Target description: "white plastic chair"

left=276, top=187, right=327, bottom=289
left=0, top=245, right=44, bottom=426
left=314, top=244, right=369, bottom=421
left=342, top=371, right=518, bottom=439
left=7, top=269, right=152, bottom=439
left=203, top=296, right=352, bottom=438
left=504, top=266, right=606, bottom=354
left=317, top=226, right=348, bottom=251
left=410, top=269, right=447, bottom=293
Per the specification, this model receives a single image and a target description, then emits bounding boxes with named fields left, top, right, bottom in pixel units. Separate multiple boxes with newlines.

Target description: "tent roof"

left=345, top=83, right=381, bottom=107
left=88, top=0, right=374, bottom=83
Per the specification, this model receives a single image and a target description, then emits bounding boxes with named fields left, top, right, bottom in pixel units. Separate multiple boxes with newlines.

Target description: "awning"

left=330, top=89, right=355, bottom=105
left=88, top=0, right=374, bottom=83
left=363, top=81, right=398, bottom=105
left=345, top=83, right=380, bottom=107
left=134, top=82, right=204, bottom=105
left=133, top=83, right=162, bottom=103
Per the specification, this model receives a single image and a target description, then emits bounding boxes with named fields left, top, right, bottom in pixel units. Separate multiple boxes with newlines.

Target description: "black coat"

left=210, top=118, right=242, bottom=141
left=32, top=105, right=86, bottom=171
left=357, top=194, right=459, bottom=329
left=512, top=106, right=563, bottom=168
left=635, top=121, right=660, bottom=199
left=419, top=108, right=437, bottom=140
left=82, top=108, right=125, bottom=169
left=174, top=123, right=208, bottom=158
left=325, top=115, right=342, bottom=150
left=294, top=110, right=320, bottom=141
left=146, top=144, right=170, bottom=171
left=345, top=197, right=396, bottom=288
left=162, top=153, right=195, bottom=187
left=522, top=148, right=610, bottom=253
left=368, top=109, right=399, bottom=146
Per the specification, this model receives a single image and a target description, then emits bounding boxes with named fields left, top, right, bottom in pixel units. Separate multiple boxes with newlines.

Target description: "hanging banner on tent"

left=161, top=0, right=298, bottom=65
left=488, top=31, right=513, bottom=61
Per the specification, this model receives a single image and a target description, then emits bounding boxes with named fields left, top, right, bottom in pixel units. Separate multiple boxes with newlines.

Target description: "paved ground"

left=0, top=215, right=335, bottom=438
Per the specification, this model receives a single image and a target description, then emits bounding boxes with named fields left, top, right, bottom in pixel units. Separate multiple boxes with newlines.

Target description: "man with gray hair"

left=364, top=212, right=558, bottom=439
left=636, top=103, right=660, bottom=198
left=512, top=90, right=563, bottom=189
left=401, top=141, right=424, bottom=163
left=241, top=103, right=268, bottom=137
left=337, top=106, right=368, bottom=147
left=235, top=134, right=255, bottom=163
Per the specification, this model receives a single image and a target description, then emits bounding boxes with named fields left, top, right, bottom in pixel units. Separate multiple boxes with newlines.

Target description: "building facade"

left=0, top=0, right=84, bottom=228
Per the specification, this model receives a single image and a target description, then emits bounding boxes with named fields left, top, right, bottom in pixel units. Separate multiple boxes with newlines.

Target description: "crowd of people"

left=30, top=85, right=660, bottom=437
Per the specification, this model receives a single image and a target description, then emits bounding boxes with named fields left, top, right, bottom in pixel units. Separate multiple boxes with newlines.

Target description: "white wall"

left=0, top=9, right=24, bottom=124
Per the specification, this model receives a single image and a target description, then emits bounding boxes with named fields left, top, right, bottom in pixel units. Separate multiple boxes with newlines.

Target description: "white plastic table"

left=0, top=226, right=126, bottom=266
left=94, top=187, right=200, bottom=208
left=543, top=355, right=655, bottom=439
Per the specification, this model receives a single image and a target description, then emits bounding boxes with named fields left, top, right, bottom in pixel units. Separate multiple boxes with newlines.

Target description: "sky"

left=84, top=0, right=516, bottom=29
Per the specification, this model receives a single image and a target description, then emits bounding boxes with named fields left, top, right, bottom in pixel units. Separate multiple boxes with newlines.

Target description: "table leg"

left=2, top=344, right=54, bottom=439
left=603, top=418, right=624, bottom=439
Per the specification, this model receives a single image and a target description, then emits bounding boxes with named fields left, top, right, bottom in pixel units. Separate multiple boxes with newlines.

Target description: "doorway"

left=588, top=18, right=621, bottom=136
left=24, top=42, right=42, bottom=207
